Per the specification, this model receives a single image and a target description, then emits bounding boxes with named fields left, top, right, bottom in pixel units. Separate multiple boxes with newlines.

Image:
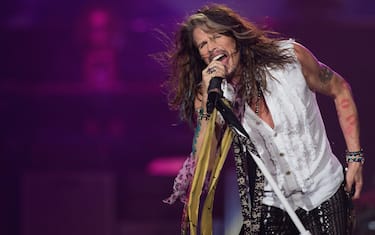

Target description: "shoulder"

left=276, top=38, right=296, bottom=50
left=274, top=39, right=307, bottom=63
left=291, top=42, right=343, bottom=96
left=292, top=42, right=320, bottom=69
left=291, top=42, right=321, bottom=80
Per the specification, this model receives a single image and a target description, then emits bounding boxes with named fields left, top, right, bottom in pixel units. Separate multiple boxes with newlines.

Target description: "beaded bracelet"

left=197, top=108, right=211, bottom=121
left=345, top=148, right=365, bottom=164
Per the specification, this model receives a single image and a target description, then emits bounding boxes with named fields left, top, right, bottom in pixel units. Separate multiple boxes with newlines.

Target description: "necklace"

left=255, top=83, right=262, bottom=114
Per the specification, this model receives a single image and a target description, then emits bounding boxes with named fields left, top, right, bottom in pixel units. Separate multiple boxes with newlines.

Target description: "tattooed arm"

left=293, top=42, right=363, bottom=199
left=192, top=93, right=220, bottom=171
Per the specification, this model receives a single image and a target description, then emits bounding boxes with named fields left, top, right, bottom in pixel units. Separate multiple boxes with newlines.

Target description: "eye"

left=198, top=41, right=207, bottom=49
left=213, top=34, right=222, bottom=39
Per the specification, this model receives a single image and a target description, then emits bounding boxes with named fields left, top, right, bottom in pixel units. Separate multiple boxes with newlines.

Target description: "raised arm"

left=294, top=42, right=363, bottom=199
left=192, top=91, right=220, bottom=171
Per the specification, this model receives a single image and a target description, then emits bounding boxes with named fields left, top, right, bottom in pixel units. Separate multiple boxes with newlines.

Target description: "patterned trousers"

left=240, top=185, right=354, bottom=235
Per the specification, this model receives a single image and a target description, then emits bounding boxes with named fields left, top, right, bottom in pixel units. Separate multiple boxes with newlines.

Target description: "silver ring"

left=207, top=67, right=216, bottom=74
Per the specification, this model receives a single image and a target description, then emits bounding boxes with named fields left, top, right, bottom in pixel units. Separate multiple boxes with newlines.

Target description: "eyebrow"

left=196, top=40, right=206, bottom=48
left=193, top=34, right=206, bottom=47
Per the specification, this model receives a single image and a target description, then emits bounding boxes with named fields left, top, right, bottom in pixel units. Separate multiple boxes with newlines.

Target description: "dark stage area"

left=0, top=0, right=374, bottom=234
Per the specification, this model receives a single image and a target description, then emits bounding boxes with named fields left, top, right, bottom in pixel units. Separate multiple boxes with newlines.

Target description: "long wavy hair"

left=162, top=4, right=295, bottom=125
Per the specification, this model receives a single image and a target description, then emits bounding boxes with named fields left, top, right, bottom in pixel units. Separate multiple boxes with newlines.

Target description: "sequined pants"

left=259, top=185, right=352, bottom=235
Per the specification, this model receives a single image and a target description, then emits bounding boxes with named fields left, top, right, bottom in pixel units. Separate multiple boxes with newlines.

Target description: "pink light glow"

left=147, top=156, right=186, bottom=176
left=89, top=10, right=110, bottom=27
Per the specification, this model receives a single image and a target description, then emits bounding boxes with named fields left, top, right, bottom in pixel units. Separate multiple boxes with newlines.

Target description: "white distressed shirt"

left=222, top=39, right=344, bottom=211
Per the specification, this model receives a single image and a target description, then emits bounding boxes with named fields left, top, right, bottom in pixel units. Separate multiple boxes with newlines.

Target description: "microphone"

left=206, top=54, right=226, bottom=114
left=206, top=76, right=223, bottom=114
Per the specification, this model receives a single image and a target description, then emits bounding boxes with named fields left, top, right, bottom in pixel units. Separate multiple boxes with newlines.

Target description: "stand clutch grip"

left=206, top=77, right=223, bottom=115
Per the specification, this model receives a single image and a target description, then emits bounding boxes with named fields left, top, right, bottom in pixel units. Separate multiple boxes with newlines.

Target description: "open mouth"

left=210, top=53, right=227, bottom=62
left=213, top=54, right=226, bottom=61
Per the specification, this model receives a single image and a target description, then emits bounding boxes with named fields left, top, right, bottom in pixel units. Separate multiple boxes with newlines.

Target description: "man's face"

left=193, top=26, right=240, bottom=76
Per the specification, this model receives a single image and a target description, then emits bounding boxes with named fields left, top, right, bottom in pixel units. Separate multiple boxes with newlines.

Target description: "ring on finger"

left=207, top=67, right=216, bottom=74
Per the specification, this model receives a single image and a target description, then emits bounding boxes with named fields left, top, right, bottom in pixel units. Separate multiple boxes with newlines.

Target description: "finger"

left=211, top=62, right=228, bottom=76
left=206, top=67, right=216, bottom=74
left=208, top=61, right=226, bottom=71
left=209, top=60, right=224, bottom=66
left=352, top=180, right=363, bottom=200
left=205, top=66, right=225, bottom=78
left=344, top=173, right=352, bottom=193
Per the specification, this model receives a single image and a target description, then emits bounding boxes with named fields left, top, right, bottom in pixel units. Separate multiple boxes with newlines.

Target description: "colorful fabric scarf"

left=182, top=98, right=264, bottom=235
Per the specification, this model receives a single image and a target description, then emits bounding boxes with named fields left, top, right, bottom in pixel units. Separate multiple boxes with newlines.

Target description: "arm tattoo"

left=319, top=64, right=334, bottom=83
left=344, top=114, right=357, bottom=136
left=191, top=110, right=203, bottom=155
left=339, top=98, right=350, bottom=110
left=345, top=114, right=356, bottom=127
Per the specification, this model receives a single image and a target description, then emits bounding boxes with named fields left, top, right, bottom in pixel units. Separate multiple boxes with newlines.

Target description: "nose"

left=207, top=40, right=216, bottom=53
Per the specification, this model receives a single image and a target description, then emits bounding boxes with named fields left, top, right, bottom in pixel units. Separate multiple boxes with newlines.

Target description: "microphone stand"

left=215, top=98, right=311, bottom=235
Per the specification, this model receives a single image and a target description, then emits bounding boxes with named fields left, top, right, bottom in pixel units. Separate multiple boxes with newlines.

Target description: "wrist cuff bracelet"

left=345, top=148, right=365, bottom=164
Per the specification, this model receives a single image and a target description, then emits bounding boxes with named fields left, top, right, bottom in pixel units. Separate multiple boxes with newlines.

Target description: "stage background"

left=0, top=0, right=374, bottom=234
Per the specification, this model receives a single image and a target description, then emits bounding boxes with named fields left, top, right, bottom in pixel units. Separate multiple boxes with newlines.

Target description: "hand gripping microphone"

left=206, top=53, right=226, bottom=114
left=206, top=76, right=223, bottom=115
